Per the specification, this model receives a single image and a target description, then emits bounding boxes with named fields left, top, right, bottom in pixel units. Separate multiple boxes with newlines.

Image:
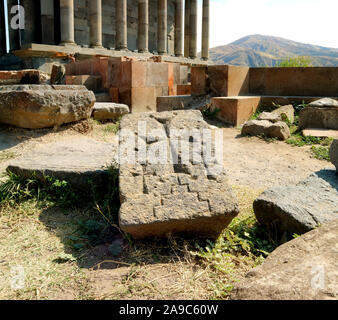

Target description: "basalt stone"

left=7, top=138, right=116, bottom=191
left=253, top=170, right=338, bottom=237
left=118, top=110, right=239, bottom=239
left=231, top=220, right=338, bottom=300
left=0, top=85, right=95, bottom=129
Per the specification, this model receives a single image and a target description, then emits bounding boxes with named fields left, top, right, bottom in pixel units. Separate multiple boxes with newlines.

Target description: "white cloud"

left=196, top=0, right=338, bottom=49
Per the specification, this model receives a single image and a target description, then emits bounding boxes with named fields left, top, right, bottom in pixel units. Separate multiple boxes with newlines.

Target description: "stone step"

left=92, top=102, right=130, bottom=121
left=303, top=128, right=338, bottom=138
left=66, top=74, right=102, bottom=92
left=95, top=92, right=112, bottom=102
left=211, top=96, right=261, bottom=126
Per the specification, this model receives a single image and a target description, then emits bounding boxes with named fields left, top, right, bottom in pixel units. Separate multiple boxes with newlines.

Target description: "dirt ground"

left=0, top=122, right=334, bottom=300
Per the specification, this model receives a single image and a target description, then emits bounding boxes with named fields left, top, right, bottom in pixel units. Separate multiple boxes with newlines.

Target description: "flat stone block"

left=303, top=128, right=338, bottom=138
left=156, top=95, right=193, bottom=112
left=7, top=138, right=116, bottom=191
left=177, top=84, right=191, bottom=95
left=211, top=96, right=261, bottom=126
left=92, top=102, right=129, bottom=120
left=66, top=75, right=102, bottom=92
left=191, top=66, right=207, bottom=95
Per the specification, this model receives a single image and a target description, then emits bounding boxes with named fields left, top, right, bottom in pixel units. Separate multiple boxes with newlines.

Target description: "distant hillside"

left=210, top=35, right=338, bottom=67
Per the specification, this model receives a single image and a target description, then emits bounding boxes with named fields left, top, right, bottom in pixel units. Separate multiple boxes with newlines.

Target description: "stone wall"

left=249, top=67, right=338, bottom=97
left=2, top=0, right=176, bottom=54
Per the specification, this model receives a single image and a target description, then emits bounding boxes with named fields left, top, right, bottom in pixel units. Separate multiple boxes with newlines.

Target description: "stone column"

left=138, top=0, right=149, bottom=53
left=201, top=0, right=209, bottom=60
left=116, top=0, right=128, bottom=50
left=174, top=0, right=183, bottom=57
left=90, top=0, right=103, bottom=48
left=189, top=0, right=197, bottom=58
left=40, top=0, right=55, bottom=45
left=60, top=0, right=75, bottom=45
left=157, top=0, right=167, bottom=55
left=184, top=0, right=190, bottom=58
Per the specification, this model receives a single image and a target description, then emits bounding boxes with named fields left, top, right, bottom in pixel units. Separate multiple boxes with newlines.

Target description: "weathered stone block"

left=177, top=84, right=191, bottom=95
left=92, top=102, right=129, bottom=120
left=191, top=66, right=207, bottom=96
left=66, top=75, right=102, bottom=92
left=242, top=119, right=290, bottom=140
left=211, top=96, right=261, bottom=126
left=253, top=170, right=338, bottom=236
left=231, top=220, right=338, bottom=300
left=118, top=110, right=239, bottom=239
left=299, top=98, right=338, bottom=130
left=0, top=85, right=95, bottom=129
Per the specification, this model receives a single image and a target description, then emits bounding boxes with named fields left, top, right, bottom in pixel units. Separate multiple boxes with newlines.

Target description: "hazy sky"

left=197, top=0, right=338, bottom=50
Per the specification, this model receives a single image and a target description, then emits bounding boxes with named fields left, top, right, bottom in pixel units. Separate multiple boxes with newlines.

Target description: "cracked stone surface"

left=118, top=110, right=239, bottom=239
left=7, top=137, right=116, bottom=191
left=0, top=85, right=95, bottom=129
left=253, top=169, right=338, bottom=236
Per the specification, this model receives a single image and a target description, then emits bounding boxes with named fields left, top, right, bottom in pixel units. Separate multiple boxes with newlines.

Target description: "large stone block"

left=0, top=69, right=49, bottom=85
left=66, top=75, right=102, bottom=92
left=242, top=119, right=291, bottom=140
left=119, top=110, right=239, bottom=239
left=211, top=96, right=261, bottom=126
left=7, top=138, right=116, bottom=191
left=299, top=98, right=338, bottom=130
left=92, top=102, right=129, bottom=121
left=253, top=170, right=338, bottom=237
left=231, top=220, right=338, bottom=300
left=0, top=85, right=95, bottom=129
left=191, top=66, right=207, bottom=95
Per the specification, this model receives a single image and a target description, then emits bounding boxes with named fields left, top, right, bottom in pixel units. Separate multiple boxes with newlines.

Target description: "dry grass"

left=0, top=182, right=265, bottom=300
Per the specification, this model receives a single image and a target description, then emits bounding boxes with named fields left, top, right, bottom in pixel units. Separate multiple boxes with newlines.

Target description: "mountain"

left=210, top=35, right=338, bottom=67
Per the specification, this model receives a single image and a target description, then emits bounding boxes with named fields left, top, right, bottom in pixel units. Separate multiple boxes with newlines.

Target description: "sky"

left=197, top=0, right=338, bottom=50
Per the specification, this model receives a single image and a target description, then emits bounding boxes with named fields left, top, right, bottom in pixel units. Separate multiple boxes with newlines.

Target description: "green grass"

left=286, top=135, right=333, bottom=161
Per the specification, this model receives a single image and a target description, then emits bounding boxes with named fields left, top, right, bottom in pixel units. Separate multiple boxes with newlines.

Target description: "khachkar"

left=56, top=0, right=209, bottom=59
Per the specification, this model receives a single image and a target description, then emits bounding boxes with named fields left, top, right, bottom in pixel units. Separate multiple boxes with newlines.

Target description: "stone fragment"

left=271, top=104, right=295, bottom=123
left=231, top=220, right=338, bottom=300
left=0, top=85, right=95, bottom=129
left=299, top=98, right=338, bottom=130
left=330, top=140, right=338, bottom=171
left=257, top=112, right=280, bottom=123
left=242, top=120, right=290, bottom=140
left=253, top=170, right=338, bottom=236
left=7, top=138, right=116, bottom=191
left=308, top=98, right=338, bottom=108
left=50, top=64, right=66, bottom=85
left=92, top=103, right=129, bottom=121
left=119, top=110, right=239, bottom=239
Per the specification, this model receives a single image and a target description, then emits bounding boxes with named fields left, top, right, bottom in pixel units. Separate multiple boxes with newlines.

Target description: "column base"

left=90, top=45, right=104, bottom=49
left=60, top=41, right=77, bottom=47
left=175, top=54, right=184, bottom=58
left=138, top=49, right=149, bottom=54
left=116, top=47, right=129, bottom=51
